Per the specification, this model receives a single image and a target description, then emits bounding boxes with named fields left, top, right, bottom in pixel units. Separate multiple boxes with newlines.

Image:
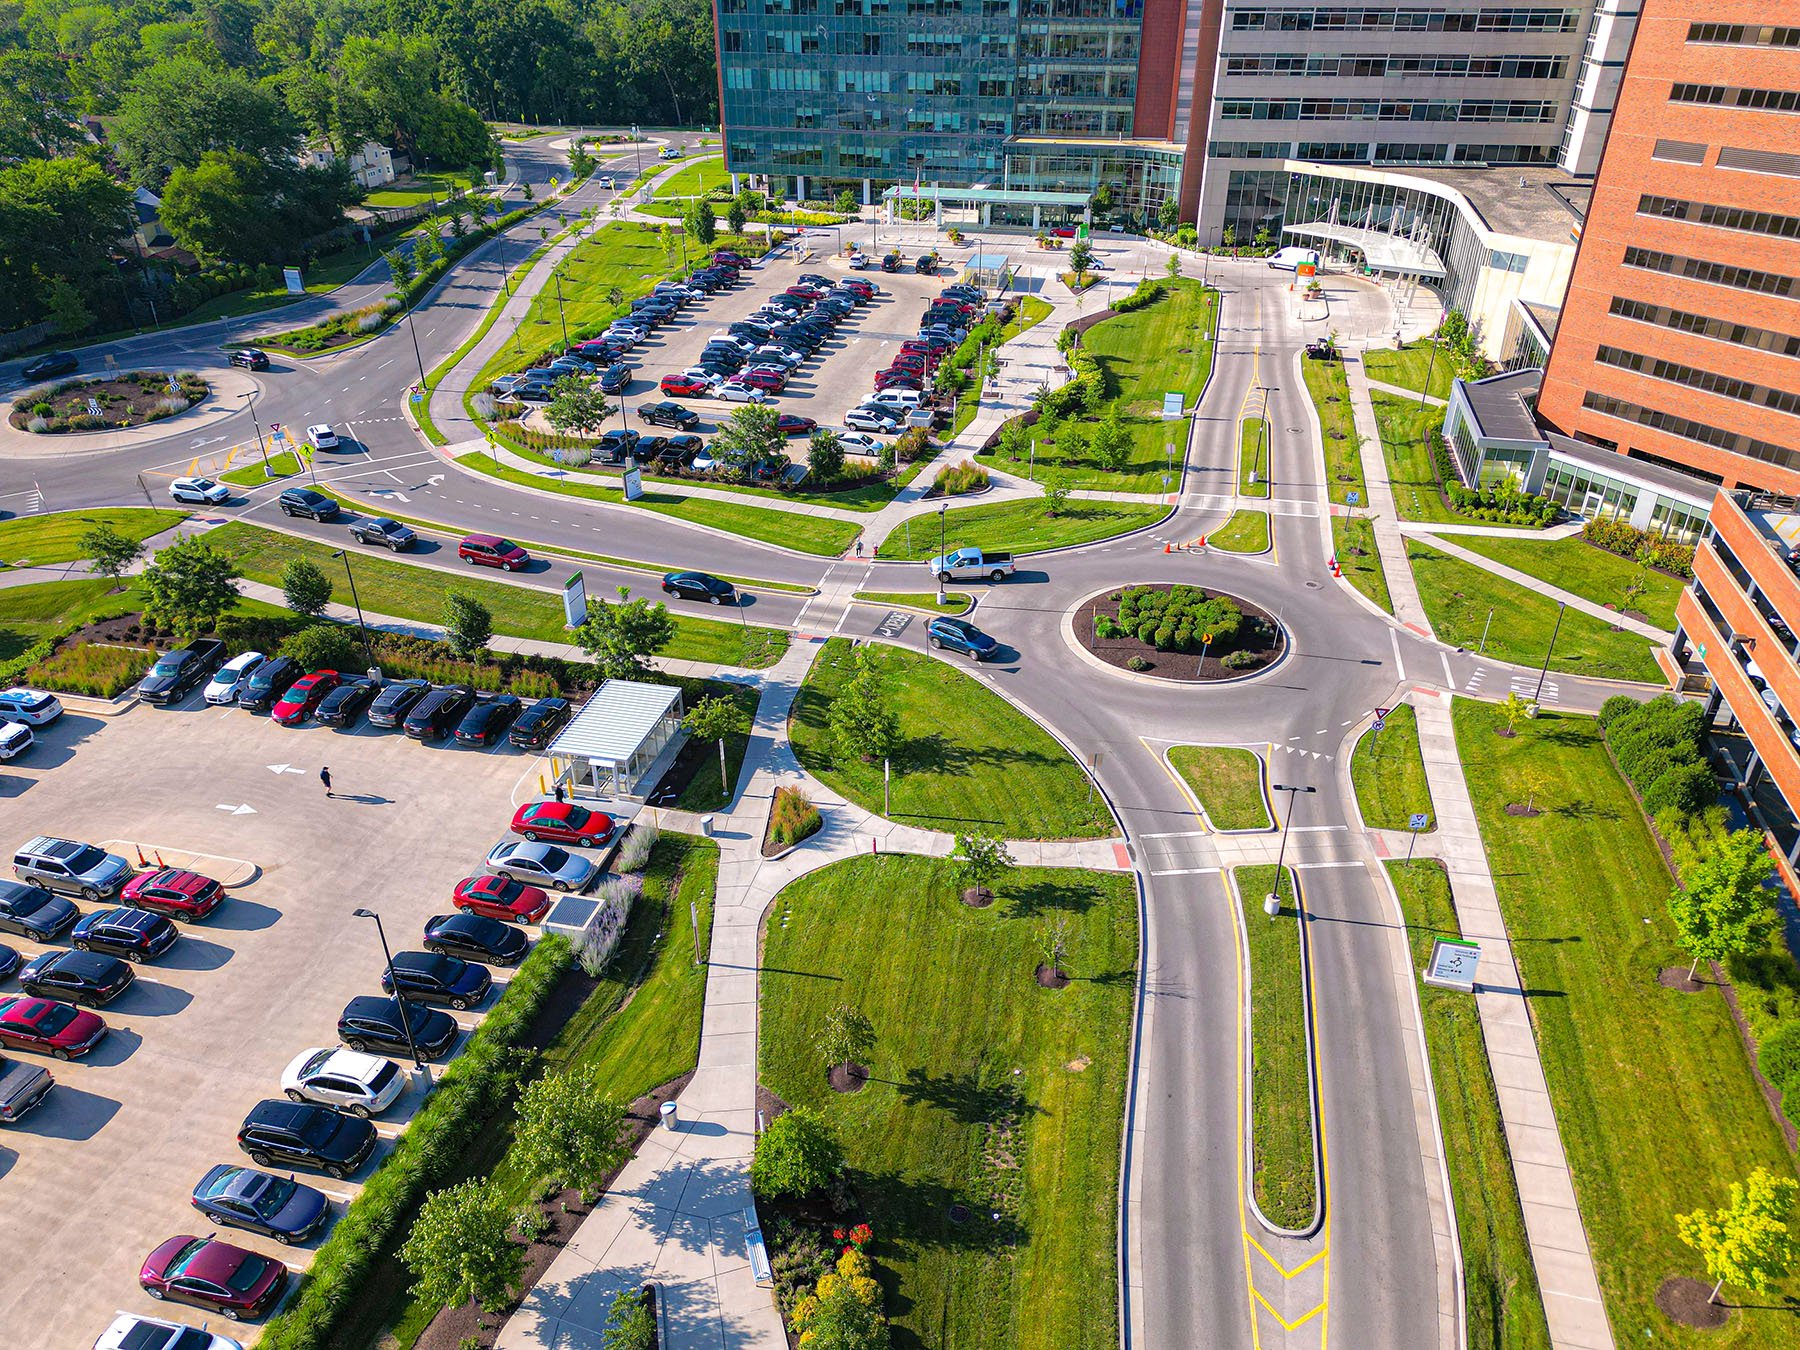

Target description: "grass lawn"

left=1335, top=517, right=1391, bottom=613
left=672, top=681, right=760, bottom=810
left=0, top=508, right=186, bottom=567
left=0, top=579, right=141, bottom=661
left=380, top=834, right=716, bottom=1348
left=760, top=854, right=1136, bottom=1350
left=202, top=523, right=788, bottom=668
left=1233, top=864, right=1316, bottom=1232
left=362, top=172, right=481, bottom=209
left=1362, top=342, right=1455, bottom=400
left=1349, top=704, right=1434, bottom=832
left=1302, top=358, right=1362, bottom=506
left=851, top=590, right=973, bottom=615
left=1370, top=392, right=1459, bottom=527
left=1239, top=418, right=1271, bottom=498
left=1386, top=859, right=1550, bottom=1350
left=1446, top=534, right=1684, bottom=632
left=1211, top=509, right=1269, bottom=554
left=1407, top=540, right=1661, bottom=683
left=1451, top=699, right=1800, bottom=1347
left=453, top=454, right=861, bottom=556
left=650, top=156, right=729, bottom=202
left=875, top=497, right=1167, bottom=560
left=1168, top=745, right=1269, bottom=830
left=220, top=448, right=307, bottom=485
left=791, top=637, right=1112, bottom=838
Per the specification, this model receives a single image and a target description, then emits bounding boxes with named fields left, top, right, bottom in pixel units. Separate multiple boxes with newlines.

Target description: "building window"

left=1490, top=249, right=1529, bottom=273
left=1607, top=296, right=1800, bottom=358
left=1218, top=97, right=1555, bottom=122
left=1686, top=23, right=1800, bottom=48
left=1622, top=245, right=1799, bottom=297
left=1581, top=390, right=1800, bottom=475
left=1230, top=7, right=1578, bottom=33
left=1595, top=344, right=1800, bottom=416
left=1638, top=194, right=1800, bottom=241
left=1670, top=83, right=1800, bottom=113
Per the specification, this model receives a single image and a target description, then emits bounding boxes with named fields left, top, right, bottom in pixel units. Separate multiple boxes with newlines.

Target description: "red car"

left=775, top=413, right=818, bottom=436
left=661, top=374, right=709, bottom=397
left=841, top=279, right=876, bottom=298
left=140, top=1234, right=288, bottom=1320
left=887, top=354, right=928, bottom=372
left=876, top=370, right=924, bottom=391
left=121, top=868, right=224, bottom=921
left=785, top=284, right=826, bottom=301
left=453, top=874, right=552, bottom=923
left=459, top=533, right=530, bottom=571
left=738, top=368, right=785, bottom=392
left=271, top=671, right=340, bottom=725
left=0, top=995, right=105, bottom=1059
left=714, top=251, right=750, bottom=267
left=509, top=801, right=618, bottom=848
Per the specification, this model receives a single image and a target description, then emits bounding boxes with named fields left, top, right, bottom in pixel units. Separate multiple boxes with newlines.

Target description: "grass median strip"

left=0, top=508, right=187, bottom=567
left=850, top=590, right=973, bottom=615
left=1239, top=418, right=1271, bottom=498
left=1169, top=745, right=1269, bottom=830
left=875, top=497, right=1168, bottom=560
left=1386, top=858, right=1550, bottom=1350
left=1334, top=517, right=1391, bottom=614
left=221, top=449, right=308, bottom=485
left=1302, top=357, right=1362, bottom=506
left=202, top=523, right=788, bottom=668
left=1349, top=704, right=1434, bottom=832
left=1234, top=863, right=1317, bottom=1232
left=1210, top=509, right=1269, bottom=554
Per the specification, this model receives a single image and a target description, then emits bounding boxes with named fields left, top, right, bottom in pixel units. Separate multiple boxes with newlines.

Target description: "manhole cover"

left=948, top=1204, right=971, bottom=1225
left=1305, top=581, right=1322, bottom=589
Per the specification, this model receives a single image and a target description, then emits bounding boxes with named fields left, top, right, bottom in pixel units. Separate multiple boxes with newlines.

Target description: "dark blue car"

left=927, top=616, right=999, bottom=662
left=191, top=1164, right=330, bottom=1244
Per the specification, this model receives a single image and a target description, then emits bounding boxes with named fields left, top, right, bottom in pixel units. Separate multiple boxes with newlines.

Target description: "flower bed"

left=10, top=372, right=209, bottom=433
left=1074, top=582, right=1285, bottom=680
left=764, top=786, right=822, bottom=857
left=258, top=300, right=399, bottom=355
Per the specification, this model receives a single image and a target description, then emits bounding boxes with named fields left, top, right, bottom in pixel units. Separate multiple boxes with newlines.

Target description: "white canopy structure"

left=548, top=680, right=687, bottom=801
left=1280, top=222, right=1447, bottom=278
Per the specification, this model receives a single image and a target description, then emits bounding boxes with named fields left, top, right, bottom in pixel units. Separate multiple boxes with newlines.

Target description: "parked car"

left=138, top=638, right=227, bottom=705
left=508, top=697, right=571, bottom=750
left=0, top=995, right=106, bottom=1059
left=380, top=950, right=492, bottom=1009
left=229, top=348, right=269, bottom=370
left=0, top=1052, right=51, bottom=1124
left=928, top=546, right=1015, bottom=582
left=656, top=434, right=703, bottom=468
left=774, top=413, right=817, bottom=436
left=236, top=656, right=301, bottom=713
left=638, top=400, right=699, bottom=430
left=121, top=868, right=224, bottom=922
left=599, top=364, right=632, bottom=395
left=0, top=880, right=77, bottom=942
left=21, top=351, right=77, bottom=380
left=404, top=685, right=474, bottom=740
left=662, top=570, right=738, bottom=605
left=169, top=477, right=230, bottom=506
left=0, top=721, right=32, bottom=762
left=717, top=380, right=768, bottom=403
left=337, top=995, right=458, bottom=1059
left=204, top=651, right=265, bottom=705
left=94, top=1315, right=244, bottom=1350
left=270, top=670, right=341, bottom=726
left=277, top=488, right=338, bottom=521
left=845, top=407, right=901, bottom=433
left=509, top=800, right=618, bottom=848
left=452, top=873, right=552, bottom=923
left=737, top=368, right=785, bottom=392
left=454, top=694, right=522, bottom=746
left=306, top=424, right=339, bottom=450
left=139, top=1235, right=289, bottom=1321
left=236, top=1098, right=377, bottom=1179
left=368, top=678, right=430, bottom=728
left=0, top=688, right=60, bottom=725
left=423, top=911, right=530, bottom=965
left=348, top=517, right=416, bottom=551
left=17, top=949, right=133, bottom=1006
left=458, top=534, right=529, bottom=571
left=281, top=1046, right=404, bottom=1117
left=71, top=906, right=178, bottom=963
left=314, top=678, right=377, bottom=728
left=595, top=428, right=641, bottom=463
left=190, top=1165, right=329, bottom=1245
left=660, top=374, right=709, bottom=398
left=12, top=836, right=134, bottom=902
left=484, top=840, right=598, bottom=892
left=866, top=388, right=923, bottom=410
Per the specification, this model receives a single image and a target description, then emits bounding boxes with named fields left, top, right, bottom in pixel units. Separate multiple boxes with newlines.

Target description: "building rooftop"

left=1520, top=300, right=1561, bottom=344
left=1461, top=369, right=1543, bottom=441
left=549, top=680, right=682, bottom=766
left=1390, top=166, right=1588, bottom=244
left=1546, top=432, right=1720, bottom=506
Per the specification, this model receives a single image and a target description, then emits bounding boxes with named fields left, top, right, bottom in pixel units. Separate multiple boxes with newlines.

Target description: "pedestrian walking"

left=320, top=766, right=333, bottom=799
left=554, top=782, right=566, bottom=804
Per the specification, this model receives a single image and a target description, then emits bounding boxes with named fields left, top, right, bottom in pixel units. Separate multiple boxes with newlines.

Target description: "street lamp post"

left=332, top=550, right=377, bottom=672
left=243, top=391, right=272, bottom=477
left=1533, top=601, right=1567, bottom=702
left=350, top=908, right=426, bottom=1074
left=554, top=272, right=569, bottom=348
left=1267, top=783, right=1317, bottom=915
left=937, top=502, right=948, bottom=601
left=403, top=305, right=428, bottom=389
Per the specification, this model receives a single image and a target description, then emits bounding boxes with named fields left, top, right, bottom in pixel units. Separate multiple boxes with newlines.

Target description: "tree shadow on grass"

left=843, top=1166, right=1029, bottom=1255
left=1550, top=798, right=1618, bottom=823
left=894, top=1066, right=1045, bottom=1127
left=1005, top=877, right=1101, bottom=917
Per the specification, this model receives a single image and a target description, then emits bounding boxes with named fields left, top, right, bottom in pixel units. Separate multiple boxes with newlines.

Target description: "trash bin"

left=701, top=815, right=715, bottom=837
left=660, top=1101, right=678, bottom=1131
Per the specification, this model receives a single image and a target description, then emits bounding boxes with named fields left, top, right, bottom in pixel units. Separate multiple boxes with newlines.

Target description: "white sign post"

left=622, top=464, right=644, bottom=501
left=562, top=571, right=589, bottom=629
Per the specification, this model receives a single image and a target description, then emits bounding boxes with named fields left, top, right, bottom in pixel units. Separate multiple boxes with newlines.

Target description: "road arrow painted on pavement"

left=267, top=764, right=304, bottom=775
left=216, top=803, right=257, bottom=815
left=427, top=474, right=445, bottom=486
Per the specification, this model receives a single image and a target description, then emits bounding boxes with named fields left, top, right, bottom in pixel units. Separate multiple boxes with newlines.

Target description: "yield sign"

left=1374, top=706, right=1391, bottom=721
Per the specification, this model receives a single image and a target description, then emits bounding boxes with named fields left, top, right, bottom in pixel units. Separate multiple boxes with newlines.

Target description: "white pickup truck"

left=928, top=547, right=1015, bottom=582
left=0, top=1055, right=52, bottom=1123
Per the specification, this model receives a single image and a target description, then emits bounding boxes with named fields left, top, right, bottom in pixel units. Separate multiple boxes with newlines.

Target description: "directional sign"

left=1370, top=717, right=1386, bottom=732
left=1346, top=489, right=1361, bottom=506
left=215, top=803, right=257, bottom=816
left=1408, top=812, right=1432, bottom=830
left=1423, top=938, right=1481, bottom=992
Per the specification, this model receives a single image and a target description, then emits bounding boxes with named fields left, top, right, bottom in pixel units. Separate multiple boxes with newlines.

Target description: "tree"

left=1157, top=198, right=1180, bottom=231
left=280, top=622, right=361, bottom=672
left=0, top=158, right=132, bottom=332
left=1089, top=410, right=1130, bottom=473
left=1165, top=252, right=1182, bottom=280
left=1068, top=237, right=1094, bottom=282
left=726, top=198, right=747, bottom=235
left=1222, top=225, right=1237, bottom=249
left=953, top=832, right=1015, bottom=904
left=826, top=651, right=899, bottom=762
left=1495, top=691, right=1533, bottom=736
left=1667, top=828, right=1776, bottom=980
left=544, top=376, right=613, bottom=438
left=682, top=196, right=716, bottom=245
left=658, top=223, right=676, bottom=267
left=714, top=404, right=785, bottom=480
left=400, top=1179, right=524, bottom=1314
left=1677, top=1167, right=1800, bottom=1305
left=513, top=1068, right=631, bottom=1200
left=413, top=229, right=444, bottom=272
left=1518, top=762, right=1553, bottom=816
left=443, top=591, right=493, bottom=663
left=683, top=693, right=749, bottom=799
left=46, top=278, right=92, bottom=337
left=1038, top=915, right=1073, bottom=979
left=996, top=419, right=1031, bottom=463
left=603, top=1286, right=656, bottom=1350
left=574, top=585, right=675, bottom=680
left=834, top=188, right=859, bottom=215
left=750, top=1106, right=845, bottom=1200
left=140, top=534, right=240, bottom=636
left=1041, top=472, right=1071, bottom=518
left=606, top=285, right=626, bottom=315
left=569, top=142, right=596, bottom=181
left=814, top=1002, right=876, bottom=1079
left=112, top=57, right=300, bottom=187
left=281, top=557, right=333, bottom=618
left=385, top=248, right=415, bottom=285
left=808, top=428, right=846, bottom=482
left=82, top=523, right=142, bottom=587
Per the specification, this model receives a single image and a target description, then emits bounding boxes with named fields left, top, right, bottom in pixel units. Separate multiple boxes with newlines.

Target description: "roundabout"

left=1071, top=579, right=1286, bottom=681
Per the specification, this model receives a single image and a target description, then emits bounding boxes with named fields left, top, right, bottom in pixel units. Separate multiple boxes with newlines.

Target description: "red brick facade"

left=1133, top=0, right=1188, bottom=143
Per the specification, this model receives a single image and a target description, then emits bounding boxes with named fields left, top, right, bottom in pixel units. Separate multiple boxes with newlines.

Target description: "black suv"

left=380, top=950, right=493, bottom=1009
left=70, top=906, right=178, bottom=963
left=21, top=351, right=77, bottom=380
left=0, top=881, right=78, bottom=943
left=509, top=697, right=572, bottom=750
left=368, top=678, right=430, bottom=728
left=230, top=348, right=270, bottom=370
left=638, top=401, right=698, bottom=430
left=237, top=656, right=302, bottom=713
left=278, top=487, right=339, bottom=520
left=404, top=685, right=474, bottom=740
left=238, top=1099, right=378, bottom=1179
left=137, top=638, right=226, bottom=705
left=338, top=995, right=459, bottom=1060
left=17, top=950, right=133, bottom=1006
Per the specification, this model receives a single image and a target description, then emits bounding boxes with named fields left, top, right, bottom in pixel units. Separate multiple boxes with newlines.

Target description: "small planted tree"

left=727, top=198, right=747, bottom=234
left=683, top=692, right=750, bottom=799
left=1495, top=691, right=1532, bottom=737
left=140, top=534, right=240, bottom=636
left=400, top=1179, right=524, bottom=1315
left=280, top=622, right=359, bottom=673
left=750, top=1106, right=845, bottom=1199
left=1164, top=252, right=1181, bottom=279
left=1088, top=409, right=1130, bottom=473
left=513, top=1067, right=631, bottom=1200
left=682, top=197, right=717, bottom=246
left=808, top=428, right=846, bottom=482
left=281, top=557, right=333, bottom=619
left=834, top=188, right=859, bottom=215
left=82, top=522, right=142, bottom=588
left=1678, top=1167, right=1800, bottom=1306
left=575, top=585, right=675, bottom=680
left=443, top=591, right=493, bottom=664
left=1041, top=471, right=1071, bottom=518
left=1667, top=827, right=1776, bottom=981
left=1068, top=237, right=1094, bottom=284
left=814, top=1002, right=876, bottom=1083
left=953, top=831, right=1015, bottom=905
left=714, top=403, right=786, bottom=480
left=545, top=376, right=613, bottom=438
left=826, top=652, right=899, bottom=762
left=1038, top=915, right=1073, bottom=981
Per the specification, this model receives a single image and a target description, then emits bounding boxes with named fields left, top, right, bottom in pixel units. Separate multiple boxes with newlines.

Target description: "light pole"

left=1533, top=601, right=1567, bottom=702
left=332, top=550, right=376, bottom=672
left=242, top=391, right=272, bottom=477
left=1267, top=783, right=1316, bottom=915
left=351, top=908, right=426, bottom=1073
left=554, top=272, right=569, bottom=348
left=937, top=502, right=948, bottom=601
left=403, top=304, right=428, bottom=389
left=1418, top=338, right=1440, bottom=411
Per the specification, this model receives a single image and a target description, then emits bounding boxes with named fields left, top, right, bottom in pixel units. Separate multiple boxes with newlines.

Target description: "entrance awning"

left=1282, top=223, right=1446, bottom=278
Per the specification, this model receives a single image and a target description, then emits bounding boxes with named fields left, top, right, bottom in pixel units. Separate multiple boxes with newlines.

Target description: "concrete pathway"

left=1396, top=520, right=1586, bottom=540
left=1409, top=690, right=1614, bottom=1350
left=1366, top=377, right=1447, bottom=407
left=1411, top=532, right=1673, bottom=642
left=1341, top=347, right=1434, bottom=634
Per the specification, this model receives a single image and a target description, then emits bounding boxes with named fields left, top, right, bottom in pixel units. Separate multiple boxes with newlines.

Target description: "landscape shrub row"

left=1597, top=694, right=1718, bottom=819
left=1581, top=518, right=1695, bottom=579
left=1097, top=584, right=1244, bottom=652
left=265, top=300, right=399, bottom=353
left=768, top=786, right=822, bottom=849
left=932, top=461, right=988, bottom=495
left=1442, top=479, right=1558, bottom=527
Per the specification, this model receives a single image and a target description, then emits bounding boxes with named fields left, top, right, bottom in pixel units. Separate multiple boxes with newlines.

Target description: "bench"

left=744, top=1206, right=774, bottom=1288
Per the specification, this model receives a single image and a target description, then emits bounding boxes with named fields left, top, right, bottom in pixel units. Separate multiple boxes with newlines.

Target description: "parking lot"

left=0, top=688, right=571, bottom=1346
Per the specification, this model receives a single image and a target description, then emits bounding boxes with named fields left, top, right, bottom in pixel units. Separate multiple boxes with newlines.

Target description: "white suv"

left=0, top=720, right=31, bottom=761
left=281, top=1047, right=405, bottom=1117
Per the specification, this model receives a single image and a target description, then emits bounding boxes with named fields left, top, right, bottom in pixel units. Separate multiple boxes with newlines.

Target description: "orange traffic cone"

left=154, top=850, right=165, bottom=868
left=1197, top=535, right=1207, bottom=549
left=1164, top=543, right=1171, bottom=553
left=135, top=844, right=148, bottom=867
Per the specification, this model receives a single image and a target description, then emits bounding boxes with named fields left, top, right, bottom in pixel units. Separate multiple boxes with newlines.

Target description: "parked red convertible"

left=508, top=801, right=618, bottom=848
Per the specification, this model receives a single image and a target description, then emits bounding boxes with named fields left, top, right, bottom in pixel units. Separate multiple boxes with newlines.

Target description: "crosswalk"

left=1463, top=664, right=1561, bottom=705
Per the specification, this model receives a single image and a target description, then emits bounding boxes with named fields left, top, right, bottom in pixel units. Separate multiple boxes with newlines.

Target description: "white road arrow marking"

left=267, top=763, right=304, bottom=775
left=216, top=803, right=258, bottom=815
left=427, top=474, right=445, bottom=486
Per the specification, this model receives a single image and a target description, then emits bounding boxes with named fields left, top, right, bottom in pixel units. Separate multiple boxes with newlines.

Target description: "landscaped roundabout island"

left=1074, top=582, right=1286, bottom=680
left=10, top=371, right=209, bottom=433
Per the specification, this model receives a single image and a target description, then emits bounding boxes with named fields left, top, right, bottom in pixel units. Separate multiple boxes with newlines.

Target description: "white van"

left=1267, top=247, right=1321, bottom=272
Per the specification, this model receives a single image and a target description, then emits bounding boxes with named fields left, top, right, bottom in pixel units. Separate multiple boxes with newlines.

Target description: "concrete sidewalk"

left=1341, top=346, right=1434, bottom=634
left=1409, top=690, right=1614, bottom=1350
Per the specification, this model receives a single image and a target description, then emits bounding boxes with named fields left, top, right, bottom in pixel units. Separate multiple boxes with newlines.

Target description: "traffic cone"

left=135, top=844, right=148, bottom=867
left=1164, top=543, right=1171, bottom=553
left=154, top=850, right=165, bottom=868
left=1197, top=535, right=1207, bottom=549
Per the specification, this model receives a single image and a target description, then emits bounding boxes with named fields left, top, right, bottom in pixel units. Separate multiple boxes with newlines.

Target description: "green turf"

left=1451, top=699, right=1800, bottom=1347
left=1211, top=509, right=1269, bottom=554
left=851, top=590, right=973, bottom=615
left=220, top=449, right=307, bottom=485
left=1334, top=517, right=1391, bottom=614
left=672, top=682, right=760, bottom=810
left=1407, top=540, right=1661, bottom=683
left=760, top=854, right=1136, bottom=1350
left=1234, top=863, right=1316, bottom=1231
left=201, top=523, right=788, bottom=668
left=790, top=636, right=1112, bottom=839
left=874, top=497, right=1167, bottom=560
left=1444, top=534, right=1683, bottom=632
left=1363, top=342, right=1455, bottom=400
left=1370, top=392, right=1458, bottom=527
left=1168, top=745, right=1269, bottom=830
left=362, top=172, right=482, bottom=209
left=1239, top=418, right=1271, bottom=498
left=0, top=579, right=142, bottom=662
left=1386, top=859, right=1551, bottom=1350
left=0, top=509, right=186, bottom=567
left=1302, top=357, right=1362, bottom=506
left=650, top=155, right=730, bottom=203
left=1349, top=704, right=1434, bottom=832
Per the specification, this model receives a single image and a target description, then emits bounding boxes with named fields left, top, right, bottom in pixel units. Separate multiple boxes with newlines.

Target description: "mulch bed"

left=1035, top=963, right=1070, bottom=990
left=1504, top=802, right=1540, bottom=817
left=828, top=1062, right=868, bottom=1094
left=1073, top=583, right=1285, bottom=682
left=961, top=885, right=994, bottom=909
left=1658, top=966, right=1703, bottom=993
left=10, top=373, right=208, bottom=432
left=1656, top=1277, right=1729, bottom=1329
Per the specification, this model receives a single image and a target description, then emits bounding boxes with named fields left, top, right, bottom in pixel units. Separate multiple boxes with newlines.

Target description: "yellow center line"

left=1252, top=1288, right=1329, bottom=1332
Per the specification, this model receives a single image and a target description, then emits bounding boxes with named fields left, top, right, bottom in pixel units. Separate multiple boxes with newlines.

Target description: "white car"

left=204, top=651, right=266, bottom=705
left=0, top=720, right=31, bottom=761
left=844, top=407, right=900, bottom=433
left=599, top=175, right=616, bottom=189
left=0, top=688, right=61, bottom=725
left=709, top=334, right=757, bottom=353
left=281, top=1046, right=405, bottom=1117
left=485, top=840, right=599, bottom=892
left=866, top=388, right=923, bottom=410
left=94, top=1313, right=244, bottom=1350
left=716, top=381, right=768, bottom=403
left=307, top=423, right=339, bottom=450
left=680, top=367, right=725, bottom=387
left=169, top=476, right=229, bottom=505
left=837, top=431, right=885, bottom=453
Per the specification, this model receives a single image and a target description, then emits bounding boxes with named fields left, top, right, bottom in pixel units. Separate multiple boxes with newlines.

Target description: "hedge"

left=1581, top=517, right=1695, bottom=578
left=255, top=933, right=573, bottom=1350
left=1599, top=695, right=1716, bottom=816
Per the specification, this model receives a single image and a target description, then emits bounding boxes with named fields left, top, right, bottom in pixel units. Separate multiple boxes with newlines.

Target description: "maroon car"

left=0, top=996, right=106, bottom=1059
left=452, top=874, right=553, bottom=923
left=121, top=868, right=224, bottom=921
left=140, top=1234, right=289, bottom=1320
left=738, top=367, right=785, bottom=392
left=270, top=671, right=340, bottom=725
left=509, top=801, right=618, bottom=848
left=775, top=414, right=817, bottom=436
